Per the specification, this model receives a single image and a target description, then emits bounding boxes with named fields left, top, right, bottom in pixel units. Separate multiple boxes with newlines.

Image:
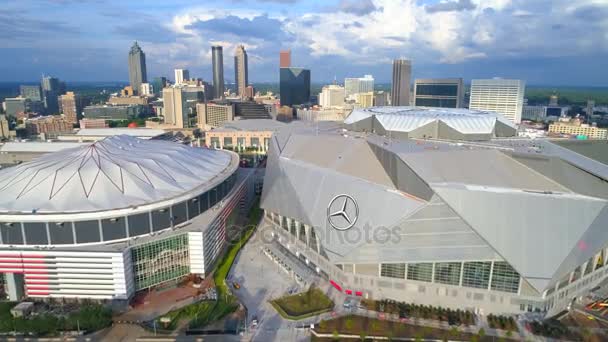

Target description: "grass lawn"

left=315, top=315, right=518, bottom=341
left=271, top=286, right=334, bottom=319
left=158, top=197, right=262, bottom=330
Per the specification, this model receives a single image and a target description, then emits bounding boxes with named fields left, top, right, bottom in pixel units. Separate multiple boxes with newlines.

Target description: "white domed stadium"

left=344, top=106, right=517, bottom=140
left=0, top=136, right=253, bottom=302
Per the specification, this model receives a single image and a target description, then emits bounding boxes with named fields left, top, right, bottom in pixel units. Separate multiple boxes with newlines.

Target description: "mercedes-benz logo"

left=327, top=194, right=359, bottom=231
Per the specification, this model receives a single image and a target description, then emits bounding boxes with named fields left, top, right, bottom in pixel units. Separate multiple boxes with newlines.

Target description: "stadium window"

left=490, top=262, right=520, bottom=294
left=407, top=263, right=433, bottom=283
left=380, top=263, right=406, bottom=279
left=434, top=262, right=461, bottom=286
left=462, top=261, right=492, bottom=289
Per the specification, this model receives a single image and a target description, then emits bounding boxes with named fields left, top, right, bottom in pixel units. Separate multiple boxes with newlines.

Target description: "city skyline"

left=0, top=0, right=607, bottom=86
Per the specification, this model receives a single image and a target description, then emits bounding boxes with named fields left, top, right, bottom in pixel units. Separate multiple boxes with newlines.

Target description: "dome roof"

left=0, top=135, right=233, bottom=213
left=345, top=106, right=516, bottom=135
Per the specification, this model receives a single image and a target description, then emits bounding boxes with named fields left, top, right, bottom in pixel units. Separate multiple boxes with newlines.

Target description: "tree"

left=478, top=328, right=486, bottom=339
left=332, top=330, right=340, bottom=340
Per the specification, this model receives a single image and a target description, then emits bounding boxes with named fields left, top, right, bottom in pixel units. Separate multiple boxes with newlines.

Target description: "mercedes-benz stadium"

left=0, top=135, right=254, bottom=301
left=261, top=115, right=608, bottom=316
left=344, top=106, right=517, bottom=140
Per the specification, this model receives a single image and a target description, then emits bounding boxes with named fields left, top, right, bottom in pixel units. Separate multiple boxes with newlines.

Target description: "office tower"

left=59, top=91, right=87, bottom=124
left=4, top=97, right=44, bottom=118
left=41, top=76, right=64, bottom=114
left=174, top=69, right=190, bottom=85
left=391, top=59, right=411, bottom=106
left=128, top=42, right=148, bottom=95
left=344, top=75, right=374, bottom=98
left=413, top=78, right=464, bottom=108
left=319, top=84, right=345, bottom=108
left=196, top=103, right=235, bottom=129
left=355, top=92, right=374, bottom=108
left=20, top=85, right=43, bottom=102
left=162, top=87, right=203, bottom=128
left=151, top=77, right=167, bottom=96
left=212, top=46, right=225, bottom=99
left=280, top=50, right=291, bottom=68
left=587, top=100, right=595, bottom=116
left=234, top=45, right=249, bottom=98
left=374, top=91, right=389, bottom=106
left=244, top=85, right=255, bottom=99
left=279, top=67, right=311, bottom=107
left=140, top=83, right=153, bottom=96
left=0, top=115, right=10, bottom=140
left=469, top=79, right=525, bottom=124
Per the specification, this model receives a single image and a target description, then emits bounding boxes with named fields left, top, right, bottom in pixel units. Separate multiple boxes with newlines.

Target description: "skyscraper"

left=59, top=91, right=87, bottom=124
left=174, top=69, right=190, bottom=85
left=280, top=67, right=311, bottom=107
left=469, top=79, right=525, bottom=124
left=151, top=77, right=167, bottom=96
left=128, top=42, right=147, bottom=95
left=413, top=78, right=464, bottom=108
left=212, top=46, right=225, bottom=99
left=41, top=76, right=64, bottom=114
left=344, top=75, right=374, bottom=98
left=20, top=85, right=43, bottom=102
left=234, top=45, right=249, bottom=98
left=280, top=50, right=291, bottom=68
left=391, top=59, right=411, bottom=106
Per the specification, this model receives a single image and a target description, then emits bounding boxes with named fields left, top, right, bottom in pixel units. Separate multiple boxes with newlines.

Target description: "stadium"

left=0, top=135, right=253, bottom=301
left=344, top=106, right=517, bottom=140
left=260, top=113, right=608, bottom=316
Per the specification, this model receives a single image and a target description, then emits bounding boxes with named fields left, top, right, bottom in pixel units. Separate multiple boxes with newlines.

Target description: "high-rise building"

left=20, top=85, right=43, bottom=102
left=469, top=79, right=525, bottom=124
left=374, top=91, right=389, bottom=107
left=59, top=92, right=87, bottom=124
left=587, top=100, right=595, bottom=116
left=128, top=42, right=148, bottom=95
left=4, top=97, right=44, bottom=118
left=319, top=84, right=345, bottom=108
left=212, top=46, right=225, bottom=99
left=162, top=87, right=203, bottom=128
left=174, top=69, right=190, bottom=85
left=355, top=92, right=374, bottom=108
left=279, top=67, right=311, bottom=107
left=151, top=77, right=167, bottom=96
left=0, top=115, right=10, bottom=140
left=244, top=85, right=255, bottom=99
left=280, top=50, right=291, bottom=68
left=140, top=83, right=153, bottom=96
left=391, top=59, right=411, bottom=106
left=234, top=45, right=249, bottom=98
left=413, top=78, right=464, bottom=108
left=196, top=103, right=235, bottom=129
left=344, top=75, right=374, bottom=98
left=41, top=76, right=64, bottom=114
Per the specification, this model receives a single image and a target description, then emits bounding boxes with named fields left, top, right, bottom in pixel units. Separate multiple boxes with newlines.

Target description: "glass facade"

left=223, top=137, right=233, bottom=147
left=407, top=263, right=433, bottom=282
left=415, top=84, right=458, bottom=96
left=462, top=261, right=492, bottom=289
left=414, top=98, right=457, bottom=108
left=131, top=234, right=190, bottom=290
left=434, top=262, right=461, bottom=286
left=381, top=263, right=406, bottom=279
left=490, top=262, right=520, bottom=293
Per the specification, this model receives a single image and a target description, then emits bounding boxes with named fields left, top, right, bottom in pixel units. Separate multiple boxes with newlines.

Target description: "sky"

left=1, top=0, right=607, bottom=86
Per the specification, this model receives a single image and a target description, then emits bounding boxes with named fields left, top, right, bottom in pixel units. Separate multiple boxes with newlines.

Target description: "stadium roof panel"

left=0, top=135, right=232, bottom=214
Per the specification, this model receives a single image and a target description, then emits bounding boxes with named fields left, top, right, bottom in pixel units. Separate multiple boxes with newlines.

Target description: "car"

left=343, top=299, right=352, bottom=309
left=251, top=315, right=258, bottom=327
left=232, top=282, right=241, bottom=289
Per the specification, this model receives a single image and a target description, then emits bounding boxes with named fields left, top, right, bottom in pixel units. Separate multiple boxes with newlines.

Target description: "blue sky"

left=1, top=0, right=607, bottom=86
